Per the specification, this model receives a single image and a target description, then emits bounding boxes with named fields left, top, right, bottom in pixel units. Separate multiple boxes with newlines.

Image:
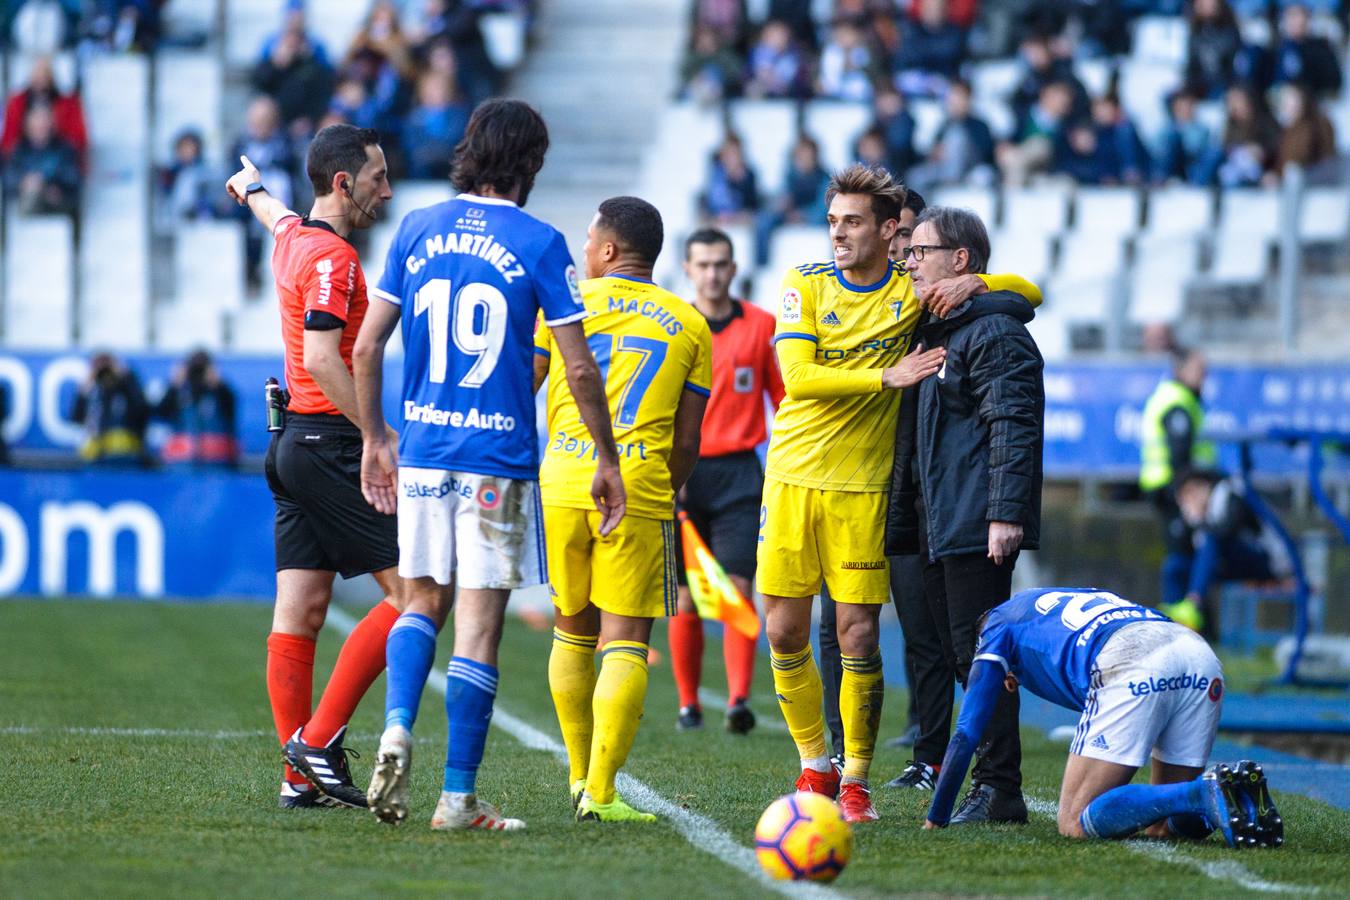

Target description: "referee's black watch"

left=244, top=182, right=266, bottom=198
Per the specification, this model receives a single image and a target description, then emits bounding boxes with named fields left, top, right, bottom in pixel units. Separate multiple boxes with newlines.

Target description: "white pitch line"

left=0, top=725, right=272, bottom=739
left=325, top=607, right=841, bottom=900
left=1026, top=795, right=1315, bottom=895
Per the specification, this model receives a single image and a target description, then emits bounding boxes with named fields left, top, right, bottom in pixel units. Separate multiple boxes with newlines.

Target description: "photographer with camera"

left=154, top=349, right=239, bottom=467
left=71, top=352, right=151, bottom=466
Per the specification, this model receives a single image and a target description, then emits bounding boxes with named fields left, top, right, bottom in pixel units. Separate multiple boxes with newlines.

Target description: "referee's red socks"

left=668, top=609, right=704, bottom=709
left=266, top=632, right=315, bottom=786
left=304, top=599, right=401, bottom=747
left=723, top=624, right=756, bottom=706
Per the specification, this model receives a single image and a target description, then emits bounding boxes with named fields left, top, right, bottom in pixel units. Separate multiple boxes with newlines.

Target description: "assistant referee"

left=668, top=227, right=784, bottom=734
left=226, top=124, right=404, bottom=811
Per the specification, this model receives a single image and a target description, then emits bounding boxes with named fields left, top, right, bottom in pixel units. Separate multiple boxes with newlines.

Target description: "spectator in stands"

left=1271, top=81, right=1339, bottom=183
left=871, top=89, right=919, bottom=176
left=345, top=0, right=417, bottom=110
left=1089, top=93, right=1150, bottom=185
left=252, top=24, right=335, bottom=136
left=158, top=129, right=220, bottom=222
left=1273, top=2, right=1342, bottom=97
left=6, top=0, right=80, bottom=54
left=907, top=78, right=996, bottom=191
left=854, top=125, right=892, bottom=172
left=72, top=352, right=150, bottom=466
left=154, top=349, right=238, bottom=467
left=1066, top=0, right=1130, bottom=57
left=1184, top=0, right=1244, bottom=99
left=701, top=133, right=759, bottom=223
left=258, top=0, right=329, bottom=67
left=997, top=79, right=1076, bottom=186
left=690, top=0, right=748, bottom=52
left=1009, top=34, right=1089, bottom=129
left=817, top=20, right=879, bottom=103
left=403, top=69, right=471, bottom=180
left=744, top=18, right=810, bottom=99
left=407, top=1, right=499, bottom=104
left=82, top=0, right=160, bottom=53
left=1053, top=118, right=1110, bottom=184
left=680, top=24, right=744, bottom=101
left=230, top=96, right=296, bottom=293
left=763, top=0, right=817, bottom=52
left=1155, top=88, right=1222, bottom=185
left=3, top=103, right=80, bottom=216
left=1216, top=86, right=1279, bottom=187
left=1, top=54, right=86, bottom=164
left=893, top=0, right=967, bottom=98
left=753, top=133, right=829, bottom=265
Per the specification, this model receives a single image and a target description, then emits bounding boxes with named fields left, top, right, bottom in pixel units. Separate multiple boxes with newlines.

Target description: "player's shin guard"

left=1080, top=779, right=1207, bottom=840
left=667, top=610, right=704, bottom=710
left=384, top=613, right=439, bottom=732
left=443, top=657, right=498, bottom=794
left=723, top=622, right=756, bottom=704
left=549, top=628, right=598, bottom=785
left=267, top=632, right=315, bottom=786
left=305, top=599, right=401, bottom=746
left=586, top=641, right=649, bottom=805
left=840, top=651, right=884, bottom=784
left=770, top=645, right=829, bottom=767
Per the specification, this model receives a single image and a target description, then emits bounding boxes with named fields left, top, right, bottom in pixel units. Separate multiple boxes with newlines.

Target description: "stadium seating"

left=3, top=215, right=75, bottom=349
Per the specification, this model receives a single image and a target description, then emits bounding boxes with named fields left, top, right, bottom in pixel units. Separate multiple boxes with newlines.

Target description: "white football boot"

left=367, top=725, right=412, bottom=825
left=430, top=792, right=526, bottom=832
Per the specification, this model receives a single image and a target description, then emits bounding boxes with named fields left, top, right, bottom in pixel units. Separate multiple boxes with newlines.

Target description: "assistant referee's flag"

left=677, top=511, right=761, bottom=640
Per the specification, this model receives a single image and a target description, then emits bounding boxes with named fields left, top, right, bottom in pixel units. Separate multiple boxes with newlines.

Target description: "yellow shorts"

left=755, top=479, right=890, bottom=604
left=543, top=506, right=677, bottom=619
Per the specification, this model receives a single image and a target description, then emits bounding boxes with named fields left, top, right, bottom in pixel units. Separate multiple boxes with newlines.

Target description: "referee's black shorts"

left=676, top=450, right=764, bottom=584
left=264, top=413, right=399, bottom=578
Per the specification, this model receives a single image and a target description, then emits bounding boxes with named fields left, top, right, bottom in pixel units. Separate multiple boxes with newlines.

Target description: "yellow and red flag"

left=678, top=510, right=761, bottom=640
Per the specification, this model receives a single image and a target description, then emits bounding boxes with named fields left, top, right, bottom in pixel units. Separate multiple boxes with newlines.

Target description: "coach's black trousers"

left=921, top=536, right=1023, bottom=796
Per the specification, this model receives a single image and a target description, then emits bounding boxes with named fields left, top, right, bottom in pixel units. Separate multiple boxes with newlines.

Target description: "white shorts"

left=396, top=467, right=546, bottom=589
left=1071, top=621, right=1224, bottom=769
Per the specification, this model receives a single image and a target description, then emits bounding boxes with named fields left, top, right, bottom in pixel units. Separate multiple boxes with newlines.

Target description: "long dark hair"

left=450, top=99, right=549, bottom=204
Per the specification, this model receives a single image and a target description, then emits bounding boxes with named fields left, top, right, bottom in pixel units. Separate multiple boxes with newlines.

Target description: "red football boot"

left=838, top=782, right=880, bottom=823
left=794, top=766, right=841, bottom=799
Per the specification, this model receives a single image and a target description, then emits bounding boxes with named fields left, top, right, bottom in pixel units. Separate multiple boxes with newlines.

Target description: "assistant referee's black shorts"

left=264, top=412, right=399, bottom=578
left=676, top=450, right=765, bottom=584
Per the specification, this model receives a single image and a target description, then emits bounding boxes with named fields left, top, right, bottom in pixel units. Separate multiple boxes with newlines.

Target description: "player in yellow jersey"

left=534, top=196, right=712, bottom=824
left=759, top=164, right=1043, bottom=824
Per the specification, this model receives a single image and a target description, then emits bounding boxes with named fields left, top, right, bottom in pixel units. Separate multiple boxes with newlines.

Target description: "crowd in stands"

left=686, top=0, right=1348, bottom=251
left=1, top=53, right=87, bottom=218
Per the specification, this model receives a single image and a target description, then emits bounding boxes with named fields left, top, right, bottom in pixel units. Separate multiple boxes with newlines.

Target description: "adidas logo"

left=821, top=311, right=841, bottom=326
left=1090, top=734, right=1110, bottom=750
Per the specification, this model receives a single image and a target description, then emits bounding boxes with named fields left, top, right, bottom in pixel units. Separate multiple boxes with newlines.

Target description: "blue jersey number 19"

left=586, top=333, right=668, bottom=427
left=414, top=277, right=508, bottom=388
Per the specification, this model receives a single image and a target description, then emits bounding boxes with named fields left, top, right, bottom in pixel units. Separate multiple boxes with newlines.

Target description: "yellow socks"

left=840, top=650, right=884, bottom=784
left=549, top=628, right=598, bottom=785
left=585, top=640, right=649, bottom=804
left=770, top=645, right=829, bottom=766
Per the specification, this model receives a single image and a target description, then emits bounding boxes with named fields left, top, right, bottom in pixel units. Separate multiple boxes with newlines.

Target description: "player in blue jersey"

left=924, top=588, right=1282, bottom=849
left=351, top=99, right=626, bottom=832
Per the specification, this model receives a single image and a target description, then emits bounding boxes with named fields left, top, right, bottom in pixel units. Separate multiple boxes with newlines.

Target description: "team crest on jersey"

left=565, top=264, right=582, bottom=304
left=734, top=366, right=754, bottom=393
left=477, top=484, right=502, bottom=510
left=890, top=300, right=903, bottom=320
left=781, top=288, right=802, bottom=323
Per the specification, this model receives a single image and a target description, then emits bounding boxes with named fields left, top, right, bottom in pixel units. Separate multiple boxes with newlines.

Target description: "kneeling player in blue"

left=923, top=588, right=1282, bottom=848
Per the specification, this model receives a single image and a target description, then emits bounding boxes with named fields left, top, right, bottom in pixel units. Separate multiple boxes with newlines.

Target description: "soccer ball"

left=754, top=792, right=853, bottom=882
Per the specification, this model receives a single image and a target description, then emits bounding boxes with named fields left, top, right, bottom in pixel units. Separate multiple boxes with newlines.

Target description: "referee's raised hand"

left=225, top=155, right=262, bottom=205
left=361, top=424, right=400, bottom=515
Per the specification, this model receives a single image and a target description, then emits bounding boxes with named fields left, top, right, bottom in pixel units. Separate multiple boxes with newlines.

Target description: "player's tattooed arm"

left=353, top=299, right=403, bottom=515
left=552, top=320, right=627, bottom=535
left=225, top=155, right=295, bottom=233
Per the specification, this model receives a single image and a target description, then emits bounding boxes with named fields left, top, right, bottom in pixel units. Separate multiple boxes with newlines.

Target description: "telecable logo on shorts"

left=404, top=477, right=473, bottom=500
left=1127, top=673, right=1212, bottom=697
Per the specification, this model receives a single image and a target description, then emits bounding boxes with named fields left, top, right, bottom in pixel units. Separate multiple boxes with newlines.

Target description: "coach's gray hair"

left=913, top=206, right=990, bottom=274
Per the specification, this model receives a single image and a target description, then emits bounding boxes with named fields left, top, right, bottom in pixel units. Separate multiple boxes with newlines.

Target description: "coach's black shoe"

left=725, top=698, right=756, bottom=735
left=284, top=725, right=368, bottom=809
left=885, top=723, right=921, bottom=749
left=949, top=783, right=1028, bottom=825
left=1233, top=760, right=1283, bottom=848
left=884, top=760, right=936, bottom=791
left=829, top=754, right=845, bottom=779
left=677, top=705, right=704, bottom=731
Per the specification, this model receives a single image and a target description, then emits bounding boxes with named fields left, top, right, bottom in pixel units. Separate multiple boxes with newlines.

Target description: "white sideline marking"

left=0, top=725, right=272, bottom=739
left=1026, top=796, right=1314, bottom=895
left=326, top=607, right=841, bottom=900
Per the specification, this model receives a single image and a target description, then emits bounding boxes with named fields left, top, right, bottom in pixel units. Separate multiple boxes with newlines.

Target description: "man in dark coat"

left=884, top=206, right=1045, bottom=825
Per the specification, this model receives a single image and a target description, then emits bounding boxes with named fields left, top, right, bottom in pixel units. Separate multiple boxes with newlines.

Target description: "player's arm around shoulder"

left=551, top=319, right=626, bottom=534
left=925, top=272, right=1043, bottom=319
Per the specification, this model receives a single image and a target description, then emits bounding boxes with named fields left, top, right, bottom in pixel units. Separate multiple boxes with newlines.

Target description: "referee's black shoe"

left=284, top=725, right=368, bottom=809
left=725, top=698, right=756, bottom=735
left=949, top=782, right=1028, bottom=825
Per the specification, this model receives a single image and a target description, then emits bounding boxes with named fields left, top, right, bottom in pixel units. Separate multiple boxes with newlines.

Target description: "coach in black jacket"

left=884, top=206, right=1044, bottom=825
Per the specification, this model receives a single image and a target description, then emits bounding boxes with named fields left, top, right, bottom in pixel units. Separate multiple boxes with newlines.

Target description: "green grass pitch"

left=1, top=599, right=1347, bottom=898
